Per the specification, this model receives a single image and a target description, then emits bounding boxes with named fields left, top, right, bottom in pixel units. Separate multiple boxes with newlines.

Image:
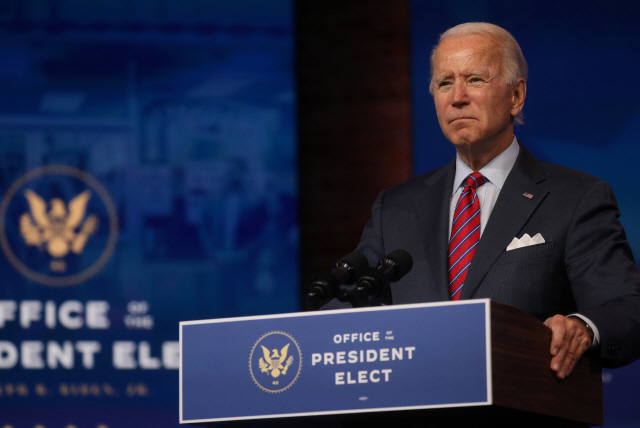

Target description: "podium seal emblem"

left=249, top=331, right=301, bottom=393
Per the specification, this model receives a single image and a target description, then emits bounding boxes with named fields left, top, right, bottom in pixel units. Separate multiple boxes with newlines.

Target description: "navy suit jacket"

left=348, top=143, right=640, bottom=367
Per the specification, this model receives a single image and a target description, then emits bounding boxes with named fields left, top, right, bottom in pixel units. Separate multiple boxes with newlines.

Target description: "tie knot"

left=464, top=172, right=485, bottom=190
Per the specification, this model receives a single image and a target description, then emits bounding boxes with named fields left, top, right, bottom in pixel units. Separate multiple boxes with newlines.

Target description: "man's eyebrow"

left=433, top=74, right=452, bottom=85
left=465, top=70, right=491, bottom=79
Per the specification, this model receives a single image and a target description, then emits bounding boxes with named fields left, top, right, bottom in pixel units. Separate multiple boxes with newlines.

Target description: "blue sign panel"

left=180, top=300, right=490, bottom=423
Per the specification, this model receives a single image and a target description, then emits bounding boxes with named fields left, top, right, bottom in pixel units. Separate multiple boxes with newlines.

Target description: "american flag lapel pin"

left=523, top=192, right=533, bottom=199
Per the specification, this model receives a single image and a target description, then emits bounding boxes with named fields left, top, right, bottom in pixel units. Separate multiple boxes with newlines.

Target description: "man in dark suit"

left=351, top=23, right=640, bottom=378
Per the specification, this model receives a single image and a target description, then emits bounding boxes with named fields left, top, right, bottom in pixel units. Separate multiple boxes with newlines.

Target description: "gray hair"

left=429, top=22, right=528, bottom=124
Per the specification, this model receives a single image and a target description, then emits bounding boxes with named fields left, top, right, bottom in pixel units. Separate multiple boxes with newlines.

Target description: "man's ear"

left=510, top=78, right=527, bottom=117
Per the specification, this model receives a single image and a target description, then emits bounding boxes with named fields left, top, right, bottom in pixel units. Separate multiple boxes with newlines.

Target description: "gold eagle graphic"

left=259, top=343, right=294, bottom=378
left=20, top=189, right=99, bottom=258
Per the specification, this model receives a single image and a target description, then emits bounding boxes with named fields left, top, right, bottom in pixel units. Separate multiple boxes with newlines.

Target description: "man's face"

left=432, top=35, right=518, bottom=154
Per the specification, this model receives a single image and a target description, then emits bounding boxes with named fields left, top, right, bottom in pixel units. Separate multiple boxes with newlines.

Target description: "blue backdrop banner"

left=0, top=1, right=296, bottom=427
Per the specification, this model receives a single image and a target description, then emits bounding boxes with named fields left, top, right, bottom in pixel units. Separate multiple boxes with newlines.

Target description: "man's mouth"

left=450, top=116, right=474, bottom=123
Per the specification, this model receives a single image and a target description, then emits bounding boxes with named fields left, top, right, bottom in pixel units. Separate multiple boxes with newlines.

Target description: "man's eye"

left=470, top=77, right=483, bottom=83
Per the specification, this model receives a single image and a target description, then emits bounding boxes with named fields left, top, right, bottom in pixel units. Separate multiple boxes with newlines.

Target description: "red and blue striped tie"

left=448, top=172, right=485, bottom=300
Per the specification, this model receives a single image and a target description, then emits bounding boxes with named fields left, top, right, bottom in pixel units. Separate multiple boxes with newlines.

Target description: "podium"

left=180, top=300, right=602, bottom=427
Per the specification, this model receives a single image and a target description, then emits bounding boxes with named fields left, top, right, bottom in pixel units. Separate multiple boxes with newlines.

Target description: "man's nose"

left=450, top=81, right=468, bottom=107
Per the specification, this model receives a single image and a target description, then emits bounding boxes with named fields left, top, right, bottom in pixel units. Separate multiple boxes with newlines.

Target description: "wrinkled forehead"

left=433, top=35, right=504, bottom=76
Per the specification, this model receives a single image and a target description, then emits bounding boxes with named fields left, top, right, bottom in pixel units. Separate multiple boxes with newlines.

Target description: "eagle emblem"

left=259, top=344, right=294, bottom=378
left=19, top=189, right=99, bottom=259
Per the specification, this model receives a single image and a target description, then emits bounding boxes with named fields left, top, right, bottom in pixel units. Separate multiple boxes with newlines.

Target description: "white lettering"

left=76, top=341, right=101, bottom=369
left=22, top=341, right=45, bottom=369
left=380, top=348, right=389, bottom=361
left=45, top=301, right=56, bottom=328
left=0, top=340, right=103, bottom=370
left=20, top=301, right=42, bottom=328
left=86, top=301, right=110, bottom=329
left=405, top=347, right=415, bottom=359
left=382, top=369, right=392, bottom=381
left=59, top=301, right=83, bottom=329
left=335, top=332, right=381, bottom=343
left=324, top=352, right=334, bottom=365
left=370, top=369, right=380, bottom=382
left=162, top=341, right=180, bottom=369
left=334, top=369, right=392, bottom=385
left=0, top=341, right=18, bottom=368
left=0, top=300, right=111, bottom=330
left=124, top=315, right=154, bottom=329
left=113, top=341, right=136, bottom=369
left=127, top=301, right=149, bottom=315
left=47, top=341, right=74, bottom=369
left=139, top=341, right=161, bottom=369
left=0, top=301, right=17, bottom=328
left=317, top=347, right=414, bottom=367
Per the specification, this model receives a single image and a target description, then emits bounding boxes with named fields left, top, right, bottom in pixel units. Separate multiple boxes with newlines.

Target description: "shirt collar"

left=451, top=136, right=520, bottom=196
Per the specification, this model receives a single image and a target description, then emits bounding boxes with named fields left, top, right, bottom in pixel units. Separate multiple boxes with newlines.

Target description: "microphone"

left=355, top=249, right=413, bottom=302
left=375, top=249, right=413, bottom=283
left=306, top=252, right=369, bottom=307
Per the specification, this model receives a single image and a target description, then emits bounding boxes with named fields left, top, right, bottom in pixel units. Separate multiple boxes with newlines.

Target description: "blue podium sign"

left=180, top=300, right=493, bottom=423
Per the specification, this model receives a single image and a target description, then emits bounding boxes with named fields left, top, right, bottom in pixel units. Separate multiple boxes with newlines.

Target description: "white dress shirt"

left=449, top=136, right=519, bottom=237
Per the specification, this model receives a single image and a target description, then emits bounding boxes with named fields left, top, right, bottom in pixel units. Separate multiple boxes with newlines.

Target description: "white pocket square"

left=506, top=233, right=545, bottom=251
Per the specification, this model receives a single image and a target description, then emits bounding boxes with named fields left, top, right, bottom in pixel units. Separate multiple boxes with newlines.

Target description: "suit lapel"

left=413, top=158, right=456, bottom=302
left=461, top=144, right=549, bottom=300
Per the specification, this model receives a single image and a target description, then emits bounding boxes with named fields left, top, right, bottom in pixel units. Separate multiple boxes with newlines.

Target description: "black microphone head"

left=378, top=249, right=413, bottom=282
left=307, top=271, right=339, bottom=299
left=334, top=251, right=369, bottom=283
